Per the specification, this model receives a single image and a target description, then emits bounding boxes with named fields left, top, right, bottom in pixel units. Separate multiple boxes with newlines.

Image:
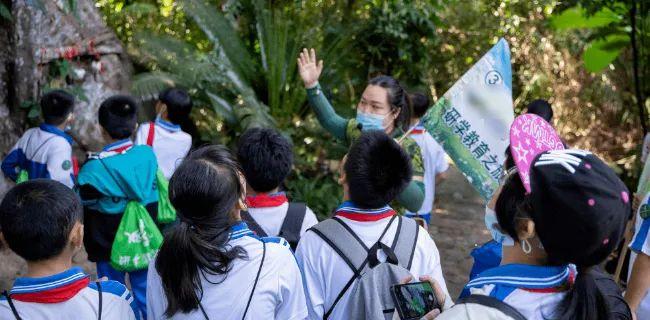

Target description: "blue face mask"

left=484, top=205, right=514, bottom=246
left=356, top=111, right=386, bottom=131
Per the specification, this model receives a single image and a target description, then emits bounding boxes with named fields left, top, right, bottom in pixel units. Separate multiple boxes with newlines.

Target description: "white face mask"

left=484, top=205, right=514, bottom=246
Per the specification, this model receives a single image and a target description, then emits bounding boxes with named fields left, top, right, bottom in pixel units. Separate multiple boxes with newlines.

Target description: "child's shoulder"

left=87, top=280, right=130, bottom=298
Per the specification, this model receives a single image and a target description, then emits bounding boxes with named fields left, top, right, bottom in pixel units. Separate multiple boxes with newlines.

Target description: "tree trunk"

left=0, top=0, right=132, bottom=195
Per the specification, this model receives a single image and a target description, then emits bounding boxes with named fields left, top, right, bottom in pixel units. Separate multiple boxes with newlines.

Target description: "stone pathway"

left=1, top=165, right=488, bottom=299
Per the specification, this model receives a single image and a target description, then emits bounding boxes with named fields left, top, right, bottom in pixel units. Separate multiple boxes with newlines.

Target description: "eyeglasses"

left=499, top=166, right=519, bottom=185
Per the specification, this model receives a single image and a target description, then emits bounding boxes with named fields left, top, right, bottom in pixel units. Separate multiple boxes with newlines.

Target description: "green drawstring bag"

left=16, top=170, right=29, bottom=184
left=110, top=201, right=164, bottom=272
left=156, top=169, right=176, bottom=224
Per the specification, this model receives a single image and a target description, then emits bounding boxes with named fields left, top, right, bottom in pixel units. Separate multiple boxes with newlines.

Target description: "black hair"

left=409, top=92, right=430, bottom=119
left=526, top=99, right=553, bottom=123
left=368, top=75, right=412, bottom=131
left=159, top=88, right=193, bottom=125
left=0, top=180, right=82, bottom=261
left=345, top=131, right=412, bottom=208
left=237, top=127, right=293, bottom=193
left=40, top=90, right=75, bottom=125
left=155, top=145, right=247, bottom=316
left=495, top=167, right=610, bottom=320
left=98, top=95, right=138, bottom=139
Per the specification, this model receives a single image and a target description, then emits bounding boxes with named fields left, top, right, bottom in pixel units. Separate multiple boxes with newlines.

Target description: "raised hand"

left=297, top=48, right=323, bottom=88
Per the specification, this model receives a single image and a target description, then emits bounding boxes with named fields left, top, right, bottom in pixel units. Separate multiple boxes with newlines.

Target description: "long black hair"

left=495, top=171, right=610, bottom=320
left=368, top=75, right=411, bottom=131
left=155, top=145, right=247, bottom=316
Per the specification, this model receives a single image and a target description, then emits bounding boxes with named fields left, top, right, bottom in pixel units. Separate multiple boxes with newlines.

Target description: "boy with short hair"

left=2, top=90, right=76, bottom=187
left=237, top=127, right=318, bottom=250
left=134, top=88, right=193, bottom=179
left=77, top=95, right=159, bottom=319
left=406, top=92, right=449, bottom=226
left=295, top=131, right=450, bottom=319
left=0, top=180, right=137, bottom=319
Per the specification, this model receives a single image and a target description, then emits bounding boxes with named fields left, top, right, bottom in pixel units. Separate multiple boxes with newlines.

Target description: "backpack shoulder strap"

left=279, top=202, right=306, bottom=249
left=308, top=218, right=369, bottom=274
left=146, top=122, right=155, bottom=147
left=456, top=294, right=527, bottom=320
left=391, top=216, right=419, bottom=270
left=240, top=210, right=268, bottom=238
left=2, top=291, right=21, bottom=320
left=95, top=281, right=103, bottom=320
left=242, top=241, right=266, bottom=320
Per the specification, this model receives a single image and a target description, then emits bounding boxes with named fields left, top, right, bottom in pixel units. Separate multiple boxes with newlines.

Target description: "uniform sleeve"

left=146, top=262, right=167, bottom=320
left=416, top=227, right=452, bottom=304
left=1, top=141, right=21, bottom=181
left=306, top=83, right=349, bottom=142
left=295, top=232, right=327, bottom=319
left=274, top=245, right=309, bottom=320
left=434, top=146, right=449, bottom=174
left=89, top=280, right=138, bottom=319
left=134, top=124, right=148, bottom=146
left=299, top=207, right=320, bottom=236
left=46, top=139, right=74, bottom=188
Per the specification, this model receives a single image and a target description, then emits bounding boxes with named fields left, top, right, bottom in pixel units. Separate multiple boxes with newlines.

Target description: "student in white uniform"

left=295, top=131, right=450, bottom=320
left=454, top=149, right=632, bottom=320
left=626, top=191, right=650, bottom=319
left=405, top=92, right=448, bottom=226
left=146, top=145, right=308, bottom=320
left=135, top=88, right=193, bottom=179
left=237, top=127, right=318, bottom=250
left=2, top=90, right=76, bottom=187
left=0, top=180, right=137, bottom=319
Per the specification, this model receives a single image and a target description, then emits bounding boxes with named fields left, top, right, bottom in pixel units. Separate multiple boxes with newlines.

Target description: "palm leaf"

left=131, top=72, right=182, bottom=101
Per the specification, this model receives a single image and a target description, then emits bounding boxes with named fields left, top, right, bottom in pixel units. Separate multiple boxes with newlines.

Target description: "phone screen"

left=391, top=281, right=439, bottom=320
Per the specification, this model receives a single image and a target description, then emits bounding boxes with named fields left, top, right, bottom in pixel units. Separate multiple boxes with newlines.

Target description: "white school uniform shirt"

left=295, top=203, right=450, bottom=320
left=146, top=222, right=308, bottom=320
left=629, top=192, right=650, bottom=319
left=0, top=267, right=137, bottom=319
left=1, top=124, right=74, bottom=188
left=134, top=117, right=192, bottom=179
left=246, top=193, right=319, bottom=237
left=461, top=264, right=576, bottom=320
left=406, top=126, right=449, bottom=215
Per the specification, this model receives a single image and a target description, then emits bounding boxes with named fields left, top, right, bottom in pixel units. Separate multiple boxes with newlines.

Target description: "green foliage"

left=582, top=34, right=629, bottom=72
left=550, top=6, right=621, bottom=29
left=0, top=3, right=12, bottom=21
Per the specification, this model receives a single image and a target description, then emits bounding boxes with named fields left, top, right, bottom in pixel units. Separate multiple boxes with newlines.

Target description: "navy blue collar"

left=464, top=264, right=575, bottom=291
left=102, top=139, right=133, bottom=152
left=229, top=221, right=256, bottom=240
left=155, top=116, right=181, bottom=132
left=11, top=267, right=87, bottom=294
left=39, top=123, right=73, bottom=145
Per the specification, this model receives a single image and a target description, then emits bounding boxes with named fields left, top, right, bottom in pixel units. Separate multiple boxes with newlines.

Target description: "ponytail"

left=551, top=266, right=609, bottom=320
left=155, top=145, right=247, bottom=316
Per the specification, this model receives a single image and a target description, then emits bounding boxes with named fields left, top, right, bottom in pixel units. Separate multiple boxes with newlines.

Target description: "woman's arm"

left=306, top=83, right=348, bottom=141
left=397, top=181, right=425, bottom=213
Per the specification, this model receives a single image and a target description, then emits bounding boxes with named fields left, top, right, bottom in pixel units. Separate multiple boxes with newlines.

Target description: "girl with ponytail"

left=146, top=145, right=308, bottom=319
left=297, top=48, right=425, bottom=213
left=455, top=149, right=633, bottom=320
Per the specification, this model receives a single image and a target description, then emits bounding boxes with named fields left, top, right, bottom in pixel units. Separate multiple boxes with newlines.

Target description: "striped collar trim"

left=10, top=267, right=90, bottom=303
left=155, top=116, right=181, bottom=132
left=39, top=123, right=73, bottom=145
left=335, top=201, right=396, bottom=221
left=465, top=264, right=576, bottom=290
left=102, top=139, right=133, bottom=153
left=229, top=222, right=256, bottom=240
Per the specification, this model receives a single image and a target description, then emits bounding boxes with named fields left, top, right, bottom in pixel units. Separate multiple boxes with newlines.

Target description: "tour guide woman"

left=297, top=48, right=425, bottom=212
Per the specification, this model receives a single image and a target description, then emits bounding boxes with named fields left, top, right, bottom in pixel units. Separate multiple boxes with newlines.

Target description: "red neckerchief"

left=246, top=192, right=288, bottom=208
left=11, top=277, right=89, bottom=303
left=334, top=201, right=396, bottom=221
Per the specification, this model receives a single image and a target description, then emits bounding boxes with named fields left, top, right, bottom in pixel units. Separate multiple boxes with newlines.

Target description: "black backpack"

left=241, top=202, right=307, bottom=250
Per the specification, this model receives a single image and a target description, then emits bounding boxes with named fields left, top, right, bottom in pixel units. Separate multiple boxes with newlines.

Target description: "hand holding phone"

left=391, top=281, right=441, bottom=320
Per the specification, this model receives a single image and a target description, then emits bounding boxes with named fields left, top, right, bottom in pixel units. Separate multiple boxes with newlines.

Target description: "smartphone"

left=391, top=281, right=439, bottom=320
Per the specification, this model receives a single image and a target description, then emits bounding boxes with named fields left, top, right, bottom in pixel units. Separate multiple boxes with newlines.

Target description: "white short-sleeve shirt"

left=629, top=193, right=650, bottom=319
left=146, top=222, right=308, bottom=320
left=134, top=117, right=192, bottom=179
left=295, top=204, right=450, bottom=320
left=407, top=127, right=449, bottom=215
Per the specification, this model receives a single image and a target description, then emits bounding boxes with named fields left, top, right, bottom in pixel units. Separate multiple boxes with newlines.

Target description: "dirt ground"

left=0, top=165, right=487, bottom=298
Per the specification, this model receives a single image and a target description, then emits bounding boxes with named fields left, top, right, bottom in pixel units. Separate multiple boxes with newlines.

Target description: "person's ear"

left=155, top=101, right=167, bottom=115
left=68, top=222, right=84, bottom=250
left=392, top=107, right=401, bottom=120
left=338, top=155, right=348, bottom=186
left=516, top=218, right=536, bottom=240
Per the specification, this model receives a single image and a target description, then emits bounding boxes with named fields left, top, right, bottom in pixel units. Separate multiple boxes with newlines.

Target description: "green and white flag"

left=423, top=38, right=515, bottom=200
